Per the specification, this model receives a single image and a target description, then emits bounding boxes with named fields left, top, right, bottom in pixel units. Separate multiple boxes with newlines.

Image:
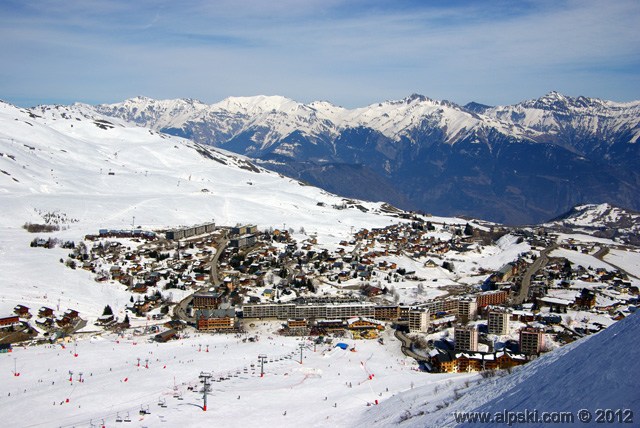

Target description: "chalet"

left=13, top=305, right=31, bottom=318
left=131, top=283, right=148, bottom=293
left=424, top=259, right=439, bottom=268
left=346, top=317, right=384, bottom=330
left=154, top=329, right=178, bottom=343
left=574, top=288, right=596, bottom=309
left=56, top=310, right=80, bottom=328
left=56, top=316, right=74, bottom=328
left=537, top=296, right=571, bottom=313
left=96, top=314, right=115, bottom=325
left=430, top=349, right=527, bottom=373
left=196, top=308, right=236, bottom=331
left=511, top=310, right=536, bottom=323
left=361, top=284, right=383, bottom=297
left=430, top=350, right=456, bottom=373
left=132, top=300, right=151, bottom=315
left=164, top=320, right=187, bottom=331
left=36, top=317, right=55, bottom=329
left=0, top=315, right=19, bottom=329
left=110, top=266, right=124, bottom=280
left=64, top=309, right=80, bottom=320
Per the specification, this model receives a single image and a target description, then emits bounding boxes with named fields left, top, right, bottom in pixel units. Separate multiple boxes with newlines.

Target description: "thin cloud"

left=0, top=0, right=638, bottom=107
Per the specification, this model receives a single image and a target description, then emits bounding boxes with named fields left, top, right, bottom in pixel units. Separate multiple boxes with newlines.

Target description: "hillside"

left=0, top=100, right=396, bottom=234
left=0, top=98, right=638, bottom=427
left=546, top=203, right=640, bottom=245
left=0, top=100, right=403, bottom=321
left=92, top=92, right=640, bottom=225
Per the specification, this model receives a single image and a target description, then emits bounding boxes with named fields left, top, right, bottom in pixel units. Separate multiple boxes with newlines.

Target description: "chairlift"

left=124, top=412, right=132, bottom=422
left=115, top=412, right=123, bottom=423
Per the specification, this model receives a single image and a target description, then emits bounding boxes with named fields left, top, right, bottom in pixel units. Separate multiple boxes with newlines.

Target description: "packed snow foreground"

left=0, top=100, right=639, bottom=427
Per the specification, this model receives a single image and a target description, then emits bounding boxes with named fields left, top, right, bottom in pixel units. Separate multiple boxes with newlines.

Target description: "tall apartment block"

left=520, top=327, right=544, bottom=355
left=457, top=298, right=478, bottom=322
left=454, top=324, right=479, bottom=352
left=488, top=309, right=510, bottom=335
left=408, top=308, right=430, bottom=333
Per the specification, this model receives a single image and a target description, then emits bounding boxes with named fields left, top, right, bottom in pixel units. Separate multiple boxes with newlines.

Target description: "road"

left=593, top=247, right=609, bottom=260
left=514, top=243, right=558, bottom=305
left=173, top=236, right=229, bottom=324
left=394, top=329, right=428, bottom=363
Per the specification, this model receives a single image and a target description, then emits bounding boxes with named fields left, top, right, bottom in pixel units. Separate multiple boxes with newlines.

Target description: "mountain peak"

left=404, top=93, right=428, bottom=103
left=463, top=101, right=493, bottom=114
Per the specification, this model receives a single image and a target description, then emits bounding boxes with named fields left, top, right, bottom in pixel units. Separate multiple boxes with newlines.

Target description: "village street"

left=514, top=244, right=558, bottom=305
left=173, top=236, right=229, bottom=324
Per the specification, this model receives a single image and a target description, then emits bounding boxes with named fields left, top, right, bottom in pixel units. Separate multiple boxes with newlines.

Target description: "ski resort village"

left=16, top=217, right=639, bottom=360
left=0, top=100, right=638, bottom=427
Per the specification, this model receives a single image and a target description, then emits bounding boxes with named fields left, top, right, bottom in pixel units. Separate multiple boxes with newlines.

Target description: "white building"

left=408, top=308, right=429, bottom=333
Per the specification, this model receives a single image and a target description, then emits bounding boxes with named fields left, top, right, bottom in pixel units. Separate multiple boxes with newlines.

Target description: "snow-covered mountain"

left=92, top=92, right=640, bottom=225
left=1, top=98, right=638, bottom=427
left=0, top=99, right=409, bottom=319
left=0, top=99, right=410, bottom=234
left=360, top=311, right=639, bottom=427
left=546, top=203, right=640, bottom=245
left=484, top=91, right=640, bottom=171
left=94, top=94, right=519, bottom=153
left=485, top=91, right=640, bottom=145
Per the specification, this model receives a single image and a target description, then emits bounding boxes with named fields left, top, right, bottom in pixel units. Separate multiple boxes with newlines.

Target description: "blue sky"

left=1, top=0, right=639, bottom=108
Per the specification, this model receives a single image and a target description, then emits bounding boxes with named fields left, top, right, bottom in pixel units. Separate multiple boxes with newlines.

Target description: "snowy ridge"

left=546, top=203, right=640, bottom=242
left=95, top=93, right=525, bottom=150
left=486, top=91, right=640, bottom=144
left=95, top=91, right=640, bottom=152
left=0, top=99, right=403, bottom=234
left=91, top=92, right=640, bottom=226
left=359, top=312, right=640, bottom=427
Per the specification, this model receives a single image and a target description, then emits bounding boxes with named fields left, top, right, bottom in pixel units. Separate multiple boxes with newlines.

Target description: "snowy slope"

left=1, top=98, right=638, bottom=427
left=0, top=100, right=396, bottom=234
left=0, top=100, right=407, bottom=320
left=545, top=203, right=640, bottom=245
left=359, top=312, right=640, bottom=427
